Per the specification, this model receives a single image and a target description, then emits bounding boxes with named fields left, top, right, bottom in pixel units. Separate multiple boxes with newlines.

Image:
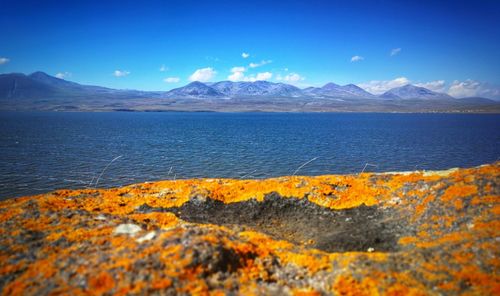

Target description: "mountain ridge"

left=0, top=72, right=498, bottom=112
left=380, top=84, right=454, bottom=100
left=0, top=71, right=469, bottom=100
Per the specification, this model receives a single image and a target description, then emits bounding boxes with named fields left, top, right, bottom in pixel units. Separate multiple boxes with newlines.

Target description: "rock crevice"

left=138, top=193, right=410, bottom=253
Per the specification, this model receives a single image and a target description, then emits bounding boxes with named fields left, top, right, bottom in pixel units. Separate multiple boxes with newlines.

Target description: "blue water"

left=0, top=112, right=499, bottom=200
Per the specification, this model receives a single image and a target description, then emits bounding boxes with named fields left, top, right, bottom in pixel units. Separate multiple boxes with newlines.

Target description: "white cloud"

left=351, top=55, right=364, bottom=62
left=228, top=71, right=245, bottom=81
left=255, top=72, right=272, bottom=81
left=231, top=66, right=246, bottom=73
left=276, top=73, right=304, bottom=84
left=415, top=80, right=446, bottom=93
left=227, top=66, right=246, bottom=81
left=159, top=65, right=168, bottom=72
left=448, top=80, right=500, bottom=99
left=249, top=60, right=272, bottom=68
left=390, top=48, right=402, bottom=56
left=55, top=72, right=72, bottom=79
left=357, top=77, right=410, bottom=94
left=113, top=70, right=130, bottom=77
left=0, top=57, right=10, bottom=65
left=189, top=67, right=216, bottom=82
left=164, top=77, right=180, bottom=83
left=227, top=65, right=272, bottom=82
left=242, top=52, right=250, bottom=58
left=448, top=80, right=481, bottom=98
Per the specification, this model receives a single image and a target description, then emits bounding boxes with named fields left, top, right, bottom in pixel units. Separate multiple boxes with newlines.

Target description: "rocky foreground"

left=0, top=164, right=499, bottom=295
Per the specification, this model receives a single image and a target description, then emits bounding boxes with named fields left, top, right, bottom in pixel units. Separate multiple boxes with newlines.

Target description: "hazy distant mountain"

left=303, top=83, right=375, bottom=98
left=342, top=84, right=375, bottom=98
left=0, top=72, right=162, bottom=102
left=208, top=81, right=235, bottom=95
left=0, top=72, right=498, bottom=112
left=380, top=84, right=453, bottom=100
left=455, top=97, right=500, bottom=105
left=0, top=73, right=60, bottom=100
left=167, top=80, right=304, bottom=98
left=210, top=81, right=302, bottom=97
left=166, top=81, right=224, bottom=98
left=28, top=71, right=93, bottom=91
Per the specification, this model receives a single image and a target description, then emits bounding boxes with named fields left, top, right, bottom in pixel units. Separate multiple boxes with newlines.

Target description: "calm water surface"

left=1, top=112, right=499, bottom=199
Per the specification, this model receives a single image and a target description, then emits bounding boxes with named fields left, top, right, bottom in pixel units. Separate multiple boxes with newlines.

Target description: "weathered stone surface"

left=0, top=163, right=498, bottom=295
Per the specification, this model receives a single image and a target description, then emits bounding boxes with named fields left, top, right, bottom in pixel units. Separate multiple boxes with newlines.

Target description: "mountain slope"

left=29, top=71, right=90, bottom=91
left=303, top=83, right=375, bottom=98
left=166, top=80, right=304, bottom=98
left=208, top=81, right=303, bottom=97
left=0, top=73, right=60, bottom=100
left=342, top=84, right=375, bottom=98
left=380, top=84, right=453, bottom=100
left=166, top=81, right=224, bottom=98
left=0, top=72, right=163, bottom=103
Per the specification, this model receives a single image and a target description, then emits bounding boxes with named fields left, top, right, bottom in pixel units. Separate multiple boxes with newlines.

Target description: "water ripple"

left=0, top=112, right=499, bottom=199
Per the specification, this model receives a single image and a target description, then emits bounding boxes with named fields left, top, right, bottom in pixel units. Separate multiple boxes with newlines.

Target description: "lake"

left=0, top=111, right=499, bottom=200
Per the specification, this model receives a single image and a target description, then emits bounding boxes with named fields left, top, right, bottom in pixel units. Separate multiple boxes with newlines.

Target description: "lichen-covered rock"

left=0, top=163, right=499, bottom=295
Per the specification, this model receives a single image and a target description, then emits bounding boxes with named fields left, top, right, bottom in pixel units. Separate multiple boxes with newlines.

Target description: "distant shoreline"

left=1, top=108, right=499, bottom=114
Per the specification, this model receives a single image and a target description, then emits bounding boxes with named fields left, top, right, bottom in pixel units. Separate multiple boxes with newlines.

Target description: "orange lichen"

left=414, top=194, right=435, bottom=217
left=416, top=232, right=473, bottom=248
left=88, top=272, right=115, bottom=296
left=333, top=275, right=379, bottom=296
left=471, top=194, right=499, bottom=205
left=151, top=278, right=172, bottom=290
left=278, top=251, right=332, bottom=274
left=385, top=283, right=427, bottom=296
left=398, top=236, right=418, bottom=245
left=0, top=207, right=23, bottom=223
left=441, top=184, right=478, bottom=203
left=128, top=212, right=179, bottom=229
left=491, top=204, right=500, bottom=215
left=0, top=162, right=498, bottom=295
left=451, top=265, right=500, bottom=295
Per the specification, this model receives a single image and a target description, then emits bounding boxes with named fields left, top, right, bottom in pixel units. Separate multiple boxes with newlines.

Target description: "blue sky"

left=1, top=0, right=499, bottom=98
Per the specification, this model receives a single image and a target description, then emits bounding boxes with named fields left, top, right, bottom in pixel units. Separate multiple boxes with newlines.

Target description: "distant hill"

left=0, top=73, right=60, bottom=100
left=209, top=81, right=303, bottom=97
left=0, top=72, right=163, bottom=101
left=0, top=72, right=498, bottom=112
left=303, top=83, right=375, bottom=99
left=167, top=81, right=224, bottom=98
left=380, top=84, right=453, bottom=100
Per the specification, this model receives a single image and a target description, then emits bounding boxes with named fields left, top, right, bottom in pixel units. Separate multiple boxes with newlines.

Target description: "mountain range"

left=0, top=72, right=498, bottom=112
